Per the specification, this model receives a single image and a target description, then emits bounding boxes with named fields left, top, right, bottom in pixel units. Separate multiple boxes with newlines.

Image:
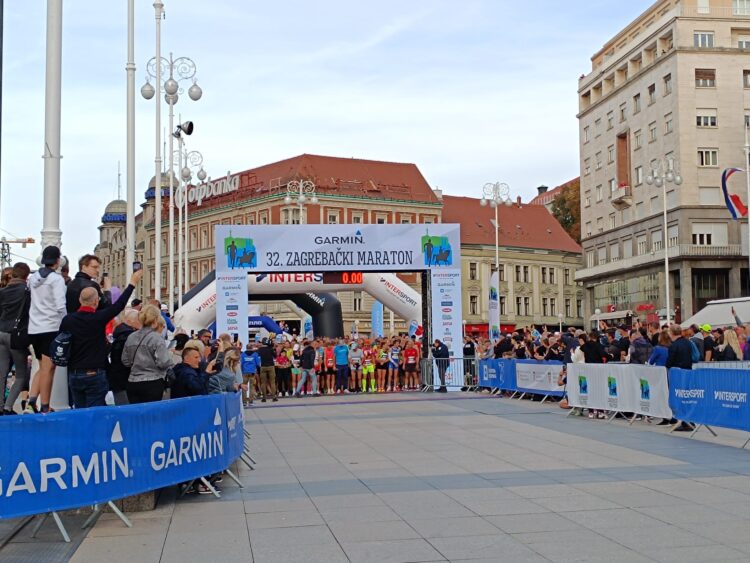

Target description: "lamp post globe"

left=188, top=83, right=203, bottom=101
left=197, top=168, right=207, bottom=182
left=141, top=80, right=155, bottom=100
left=181, top=166, right=191, bottom=181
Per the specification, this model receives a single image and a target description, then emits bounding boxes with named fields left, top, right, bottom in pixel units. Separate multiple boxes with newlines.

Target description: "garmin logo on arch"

left=314, top=231, right=364, bottom=245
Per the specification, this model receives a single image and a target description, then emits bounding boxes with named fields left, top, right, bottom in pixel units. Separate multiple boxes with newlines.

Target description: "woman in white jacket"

left=26, top=246, right=67, bottom=413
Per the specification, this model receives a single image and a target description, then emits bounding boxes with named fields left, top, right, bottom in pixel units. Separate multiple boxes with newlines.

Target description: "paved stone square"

left=70, top=394, right=750, bottom=562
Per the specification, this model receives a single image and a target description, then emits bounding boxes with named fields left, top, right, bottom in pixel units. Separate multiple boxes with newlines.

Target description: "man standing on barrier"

left=432, top=338, right=449, bottom=393
left=60, top=268, right=143, bottom=408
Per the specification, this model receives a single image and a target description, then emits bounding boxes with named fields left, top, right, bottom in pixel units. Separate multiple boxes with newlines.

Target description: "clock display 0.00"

left=322, top=272, right=364, bottom=285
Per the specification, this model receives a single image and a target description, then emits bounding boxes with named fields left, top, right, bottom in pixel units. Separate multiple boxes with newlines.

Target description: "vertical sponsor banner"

left=431, top=269, right=464, bottom=388
left=303, top=316, right=314, bottom=339
left=371, top=300, right=384, bottom=338
left=216, top=272, right=249, bottom=346
left=567, top=364, right=671, bottom=418
left=488, top=271, right=500, bottom=342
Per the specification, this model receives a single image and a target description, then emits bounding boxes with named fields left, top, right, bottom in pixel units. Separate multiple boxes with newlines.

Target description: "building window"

left=633, top=93, right=641, bottom=114
left=649, top=121, right=657, bottom=142
left=607, top=145, right=615, bottom=164
left=652, top=230, right=663, bottom=252
left=549, top=268, right=556, bottom=284
left=400, top=216, right=412, bottom=224
left=585, top=221, right=592, bottom=237
left=191, top=264, right=198, bottom=284
left=583, top=126, right=590, bottom=143
left=744, top=70, right=750, bottom=88
left=565, top=299, right=572, bottom=317
left=607, top=111, right=614, bottom=129
left=697, top=0, right=710, bottom=13
left=637, top=235, right=648, bottom=256
left=595, top=152, right=602, bottom=170
left=523, top=265, right=530, bottom=283
left=692, top=222, right=728, bottom=245
left=353, top=291, right=363, bottom=312
left=610, top=242, right=620, bottom=262
left=200, top=227, right=208, bottom=249
left=648, top=83, right=656, bottom=104
left=376, top=215, right=386, bottom=224
left=596, top=185, right=603, bottom=202
left=609, top=178, right=617, bottom=196
left=469, top=262, right=478, bottom=280
left=697, top=111, right=718, bottom=127
left=695, top=68, right=716, bottom=87
left=664, top=73, right=672, bottom=94
left=586, top=250, right=595, bottom=268
left=634, top=165, right=643, bottom=186
left=609, top=213, right=616, bottom=230
left=524, top=297, right=531, bottom=316
left=516, top=297, right=524, bottom=316
left=694, top=32, right=714, bottom=48
left=260, top=212, right=268, bottom=224
left=698, top=148, right=719, bottom=167
left=498, top=265, right=505, bottom=282
left=595, top=118, right=602, bottom=136
left=598, top=246, right=607, bottom=265
left=564, top=268, right=571, bottom=285
left=541, top=267, right=547, bottom=284
left=737, top=1, right=750, bottom=16
left=619, top=103, right=627, bottom=122
left=633, top=129, right=642, bottom=150
left=584, top=158, right=591, bottom=175
left=470, top=295, right=478, bottom=316
left=500, top=296, right=506, bottom=316
left=550, top=298, right=557, bottom=316
left=597, top=217, right=603, bottom=232
left=668, top=225, right=679, bottom=248
left=352, top=213, right=363, bottom=224
left=585, top=196, right=591, bottom=207
left=577, top=299, right=582, bottom=317
left=739, top=37, right=750, bottom=49
left=664, top=113, right=673, bottom=134
left=542, top=298, right=549, bottom=317
left=327, top=211, right=339, bottom=224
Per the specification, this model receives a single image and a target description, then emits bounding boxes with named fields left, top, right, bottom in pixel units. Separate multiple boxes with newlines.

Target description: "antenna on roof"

left=117, top=161, right=122, bottom=200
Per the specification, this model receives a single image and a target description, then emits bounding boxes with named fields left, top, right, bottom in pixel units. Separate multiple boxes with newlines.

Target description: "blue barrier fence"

left=478, top=359, right=563, bottom=397
left=478, top=359, right=516, bottom=392
left=0, top=393, right=245, bottom=520
left=669, top=368, right=750, bottom=433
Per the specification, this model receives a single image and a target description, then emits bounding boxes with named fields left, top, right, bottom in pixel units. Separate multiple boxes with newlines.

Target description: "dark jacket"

left=580, top=340, right=605, bottom=364
left=257, top=344, right=276, bottom=367
left=59, top=284, right=134, bottom=371
left=108, top=322, right=137, bottom=392
left=432, top=342, right=450, bottom=359
left=65, top=271, right=112, bottom=314
left=0, top=279, right=29, bottom=333
left=666, top=336, right=693, bottom=370
left=300, top=345, right=316, bottom=369
left=171, top=363, right=209, bottom=398
left=628, top=336, right=653, bottom=365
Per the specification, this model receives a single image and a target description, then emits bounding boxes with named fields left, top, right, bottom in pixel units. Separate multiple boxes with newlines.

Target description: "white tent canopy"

left=682, top=297, right=750, bottom=328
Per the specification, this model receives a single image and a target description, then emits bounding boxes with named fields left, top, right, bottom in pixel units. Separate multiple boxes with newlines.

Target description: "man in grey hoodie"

left=27, top=246, right=66, bottom=413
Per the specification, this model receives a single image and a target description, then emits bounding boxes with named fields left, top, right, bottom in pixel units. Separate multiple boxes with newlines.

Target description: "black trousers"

left=127, top=379, right=165, bottom=404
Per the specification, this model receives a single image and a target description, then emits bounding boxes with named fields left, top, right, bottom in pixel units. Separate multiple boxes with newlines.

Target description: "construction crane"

left=0, top=237, right=35, bottom=269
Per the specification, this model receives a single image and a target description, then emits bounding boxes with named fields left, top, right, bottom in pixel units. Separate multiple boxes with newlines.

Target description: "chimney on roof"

left=537, top=185, right=548, bottom=195
left=516, top=196, right=522, bottom=206
left=433, top=187, right=443, bottom=200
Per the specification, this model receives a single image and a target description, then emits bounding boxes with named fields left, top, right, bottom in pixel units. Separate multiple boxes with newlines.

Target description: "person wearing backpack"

left=59, top=269, right=142, bottom=408
left=26, top=246, right=67, bottom=414
left=0, top=263, right=31, bottom=414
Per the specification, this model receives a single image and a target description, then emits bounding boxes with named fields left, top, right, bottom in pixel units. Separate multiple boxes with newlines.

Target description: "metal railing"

left=693, top=361, right=750, bottom=370
left=420, top=357, right=479, bottom=391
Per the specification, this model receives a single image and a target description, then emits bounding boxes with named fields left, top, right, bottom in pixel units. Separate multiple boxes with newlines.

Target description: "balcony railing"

left=577, top=244, right=745, bottom=281
left=611, top=185, right=633, bottom=211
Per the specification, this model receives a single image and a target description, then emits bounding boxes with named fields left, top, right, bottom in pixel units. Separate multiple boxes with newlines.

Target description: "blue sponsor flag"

left=371, top=301, right=384, bottom=338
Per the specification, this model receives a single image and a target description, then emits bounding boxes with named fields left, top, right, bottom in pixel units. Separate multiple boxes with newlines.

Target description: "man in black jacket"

left=432, top=339, right=450, bottom=393
left=256, top=339, right=278, bottom=402
left=294, top=340, right=319, bottom=397
left=107, top=308, right=141, bottom=405
left=60, top=269, right=142, bottom=408
left=171, top=348, right=209, bottom=399
left=0, top=263, right=31, bottom=414
left=65, top=254, right=113, bottom=313
left=665, top=324, right=694, bottom=431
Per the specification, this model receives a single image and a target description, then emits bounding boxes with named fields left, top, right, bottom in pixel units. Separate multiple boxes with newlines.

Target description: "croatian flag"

left=721, top=168, right=748, bottom=220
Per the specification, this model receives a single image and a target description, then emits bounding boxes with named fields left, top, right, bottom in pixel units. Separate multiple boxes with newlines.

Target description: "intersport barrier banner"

left=515, top=360, right=564, bottom=397
left=478, top=359, right=517, bottom=392
left=567, top=364, right=672, bottom=419
left=0, top=393, right=244, bottom=520
left=669, top=368, right=750, bottom=432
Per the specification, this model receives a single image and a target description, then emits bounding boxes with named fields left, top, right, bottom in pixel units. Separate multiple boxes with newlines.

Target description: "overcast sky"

left=1, top=0, right=652, bottom=264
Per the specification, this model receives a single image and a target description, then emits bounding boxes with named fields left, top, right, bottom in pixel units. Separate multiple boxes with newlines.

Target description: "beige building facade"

left=96, top=155, right=583, bottom=334
left=577, top=0, right=750, bottom=325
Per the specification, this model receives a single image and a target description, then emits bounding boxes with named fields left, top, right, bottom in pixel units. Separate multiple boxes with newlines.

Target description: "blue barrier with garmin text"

left=0, top=393, right=244, bottom=520
left=669, top=368, right=750, bottom=432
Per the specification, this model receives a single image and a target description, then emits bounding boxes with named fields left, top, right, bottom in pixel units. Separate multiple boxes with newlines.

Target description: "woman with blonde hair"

left=122, top=304, right=174, bottom=403
left=717, top=329, right=742, bottom=361
left=209, top=345, right=241, bottom=394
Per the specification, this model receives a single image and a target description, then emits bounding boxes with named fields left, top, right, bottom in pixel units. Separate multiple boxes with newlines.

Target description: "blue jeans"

left=336, top=365, right=349, bottom=391
left=69, top=369, right=109, bottom=408
left=296, top=368, right=318, bottom=395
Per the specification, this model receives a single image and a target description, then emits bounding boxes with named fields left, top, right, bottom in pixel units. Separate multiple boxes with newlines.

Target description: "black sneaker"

left=261, top=398, right=267, bottom=403
left=272, top=398, right=278, bottom=402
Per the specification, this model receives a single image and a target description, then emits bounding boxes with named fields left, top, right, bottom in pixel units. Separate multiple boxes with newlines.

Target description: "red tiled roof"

left=192, top=154, right=440, bottom=212
left=442, top=195, right=581, bottom=254
left=528, top=178, right=579, bottom=206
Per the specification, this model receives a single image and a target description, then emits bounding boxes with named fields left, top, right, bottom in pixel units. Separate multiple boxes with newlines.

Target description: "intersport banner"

left=0, top=394, right=244, bottom=520
left=215, top=224, right=462, bottom=273
left=669, top=368, right=750, bottom=432
left=515, top=360, right=565, bottom=397
left=566, top=364, right=672, bottom=419
left=216, top=272, right=249, bottom=345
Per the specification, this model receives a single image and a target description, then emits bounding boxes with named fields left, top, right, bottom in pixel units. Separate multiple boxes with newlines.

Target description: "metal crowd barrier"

left=419, top=357, right=478, bottom=391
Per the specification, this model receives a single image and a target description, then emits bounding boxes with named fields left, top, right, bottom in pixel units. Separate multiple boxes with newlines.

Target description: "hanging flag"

left=721, top=168, right=748, bottom=220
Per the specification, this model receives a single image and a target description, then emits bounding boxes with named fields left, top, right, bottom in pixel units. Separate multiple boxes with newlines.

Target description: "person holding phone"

left=65, top=254, right=112, bottom=313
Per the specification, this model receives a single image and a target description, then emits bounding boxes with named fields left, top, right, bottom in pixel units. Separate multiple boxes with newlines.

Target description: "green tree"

left=550, top=178, right=581, bottom=243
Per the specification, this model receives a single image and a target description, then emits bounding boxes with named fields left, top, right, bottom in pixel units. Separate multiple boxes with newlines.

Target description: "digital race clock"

left=322, top=271, right=364, bottom=285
